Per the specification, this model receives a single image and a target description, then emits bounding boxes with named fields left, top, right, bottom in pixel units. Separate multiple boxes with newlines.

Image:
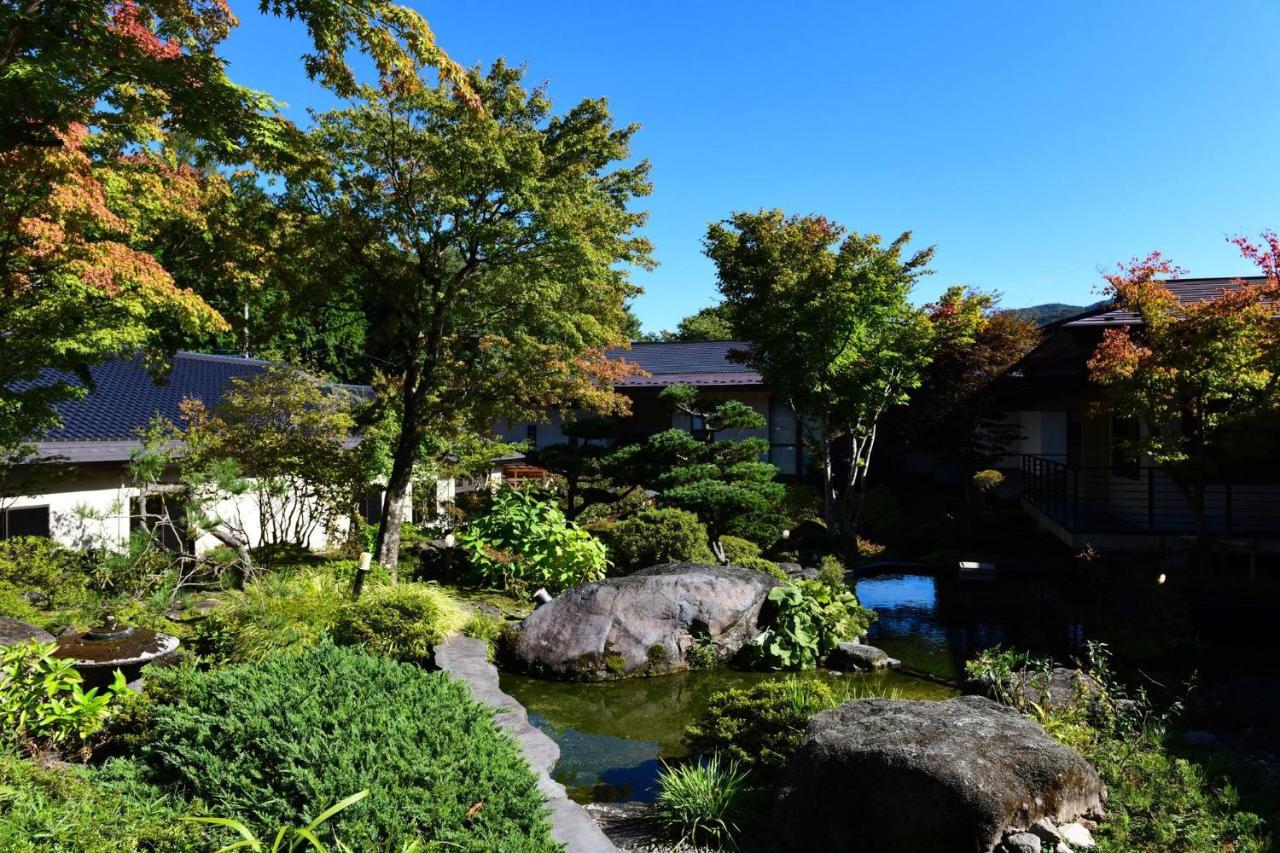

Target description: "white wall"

left=7, top=466, right=427, bottom=555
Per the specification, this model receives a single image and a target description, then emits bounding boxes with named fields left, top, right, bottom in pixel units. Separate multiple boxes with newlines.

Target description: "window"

left=2, top=506, right=50, bottom=539
left=526, top=423, right=538, bottom=446
left=768, top=401, right=801, bottom=474
left=357, top=487, right=384, bottom=525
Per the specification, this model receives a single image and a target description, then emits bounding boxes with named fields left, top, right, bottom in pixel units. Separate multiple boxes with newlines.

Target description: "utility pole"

left=242, top=302, right=250, bottom=358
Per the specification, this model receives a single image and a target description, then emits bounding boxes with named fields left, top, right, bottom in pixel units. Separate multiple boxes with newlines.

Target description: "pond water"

left=500, top=568, right=980, bottom=804
left=500, top=665, right=951, bottom=803
left=500, top=564, right=1272, bottom=804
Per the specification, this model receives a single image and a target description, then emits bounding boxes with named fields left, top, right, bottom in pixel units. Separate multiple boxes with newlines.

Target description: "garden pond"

left=502, top=563, right=1274, bottom=803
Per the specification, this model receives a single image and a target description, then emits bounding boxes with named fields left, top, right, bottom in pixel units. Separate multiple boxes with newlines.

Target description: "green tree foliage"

left=138, top=642, right=559, bottom=851
left=667, top=303, right=737, bottom=341
left=705, top=210, right=934, bottom=540
left=898, top=286, right=1040, bottom=494
left=528, top=414, right=631, bottom=520
left=605, top=383, right=782, bottom=563
left=0, top=132, right=228, bottom=451
left=289, top=61, right=653, bottom=572
left=0, top=0, right=470, bottom=154
left=458, top=486, right=608, bottom=595
left=181, top=365, right=378, bottom=554
left=1088, top=243, right=1280, bottom=541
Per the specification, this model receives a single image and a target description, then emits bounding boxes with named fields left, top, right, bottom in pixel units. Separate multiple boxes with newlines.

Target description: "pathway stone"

left=436, top=636, right=617, bottom=852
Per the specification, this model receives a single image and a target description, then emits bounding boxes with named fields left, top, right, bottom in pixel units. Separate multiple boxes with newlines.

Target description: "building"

left=2, top=352, right=423, bottom=553
left=493, top=340, right=810, bottom=475
left=1000, top=277, right=1280, bottom=554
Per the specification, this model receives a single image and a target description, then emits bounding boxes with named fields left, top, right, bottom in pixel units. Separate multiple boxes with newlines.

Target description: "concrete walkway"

left=436, top=636, right=618, bottom=852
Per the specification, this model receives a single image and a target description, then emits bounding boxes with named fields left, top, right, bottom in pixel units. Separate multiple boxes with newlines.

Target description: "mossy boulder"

left=510, top=563, right=779, bottom=680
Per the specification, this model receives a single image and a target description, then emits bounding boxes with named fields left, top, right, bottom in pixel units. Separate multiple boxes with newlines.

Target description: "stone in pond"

left=825, top=642, right=898, bottom=671
left=1007, top=667, right=1100, bottom=713
left=1001, top=832, right=1043, bottom=853
left=510, top=563, right=778, bottom=680
left=0, top=617, right=54, bottom=647
left=773, top=695, right=1105, bottom=853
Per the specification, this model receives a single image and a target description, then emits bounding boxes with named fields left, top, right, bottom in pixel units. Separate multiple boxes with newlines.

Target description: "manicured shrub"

left=741, top=580, right=874, bottom=670
left=652, top=754, right=748, bottom=848
left=0, top=536, right=92, bottom=610
left=720, top=535, right=761, bottom=564
left=0, top=585, right=40, bottom=622
left=598, top=507, right=715, bottom=571
left=139, top=642, right=557, bottom=851
left=725, top=510, right=788, bottom=547
left=333, top=582, right=468, bottom=665
left=817, top=554, right=847, bottom=590
left=0, top=752, right=211, bottom=852
left=459, top=486, right=607, bottom=595
left=736, top=554, right=789, bottom=582
left=195, top=568, right=346, bottom=663
left=685, top=679, right=843, bottom=776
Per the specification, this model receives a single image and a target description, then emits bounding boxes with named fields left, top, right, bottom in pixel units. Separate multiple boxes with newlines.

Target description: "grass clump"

left=137, top=641, right=558, bottom=851
left=0, top=751, right=211, bottom=852
left=652, top=754, right=748, bottom=849
left=195, top=568, right=346, bottom=663
left=333, top=582, right=468, bottom=665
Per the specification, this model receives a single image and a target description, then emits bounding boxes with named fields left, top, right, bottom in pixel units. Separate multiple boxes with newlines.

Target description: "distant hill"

left=1000, top=301, right=1107, bottom=326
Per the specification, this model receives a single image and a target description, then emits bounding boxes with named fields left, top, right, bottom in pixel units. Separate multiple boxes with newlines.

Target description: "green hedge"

left=139, top=642, right=557, bottom=851
left=598, top=507, right=715, bottom=571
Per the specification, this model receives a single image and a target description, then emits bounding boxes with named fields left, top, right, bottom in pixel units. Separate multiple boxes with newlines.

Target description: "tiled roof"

left=14, top=352, right=369, bottom=462
left=606, top=341, right=761, bottom=387
left=1063, top=276, right=1271, bottom=327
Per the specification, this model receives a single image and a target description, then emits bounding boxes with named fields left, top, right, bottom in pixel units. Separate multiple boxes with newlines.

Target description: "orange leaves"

left=1088, top=327, right=1146, bottom=384
left=1, top=130, right=227, bottom=333
left=108, top=2, right=184, bottom=61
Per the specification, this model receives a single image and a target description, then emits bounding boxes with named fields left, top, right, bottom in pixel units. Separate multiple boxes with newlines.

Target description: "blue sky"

left=220, top=2, right=1280, bottom=333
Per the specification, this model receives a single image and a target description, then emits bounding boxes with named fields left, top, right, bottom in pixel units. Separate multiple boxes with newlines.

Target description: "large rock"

left=0, top=617, right=54, bottom=648
left=774, top=696, right=1105, bottom=852
left=510, top=563, right=778, bottom=680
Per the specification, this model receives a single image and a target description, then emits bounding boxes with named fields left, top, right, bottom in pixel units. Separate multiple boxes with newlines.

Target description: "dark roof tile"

left=606, top=341, right=761, bottom=387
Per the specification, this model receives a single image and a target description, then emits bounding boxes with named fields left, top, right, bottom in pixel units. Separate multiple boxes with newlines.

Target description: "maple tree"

left=0, top=128, right=227, bottom=449
left=290, top=61, right=653, bottom=572
left=1087, top=240, right=1280, bottom=540
left=899, top=286, right=1040, bottom=496
left=0, top=0, right=467, bottom=456
left=705, top=209, right=934, bottom=541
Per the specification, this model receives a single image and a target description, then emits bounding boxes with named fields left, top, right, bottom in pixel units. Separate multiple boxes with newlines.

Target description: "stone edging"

left=435, top=636, right=618, bottom=852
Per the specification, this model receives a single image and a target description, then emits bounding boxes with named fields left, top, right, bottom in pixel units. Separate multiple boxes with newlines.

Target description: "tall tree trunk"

left=821, top=438, right=839, bottom=532
left=849, top=422, right=879, bottom=538
left=374, top=435, right=415, bottom=580
left=374, top=379, right=424, bottom=579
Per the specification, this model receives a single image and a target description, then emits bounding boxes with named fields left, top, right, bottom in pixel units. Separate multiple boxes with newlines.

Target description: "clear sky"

left=219, top=1, right=1280, bottom=333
